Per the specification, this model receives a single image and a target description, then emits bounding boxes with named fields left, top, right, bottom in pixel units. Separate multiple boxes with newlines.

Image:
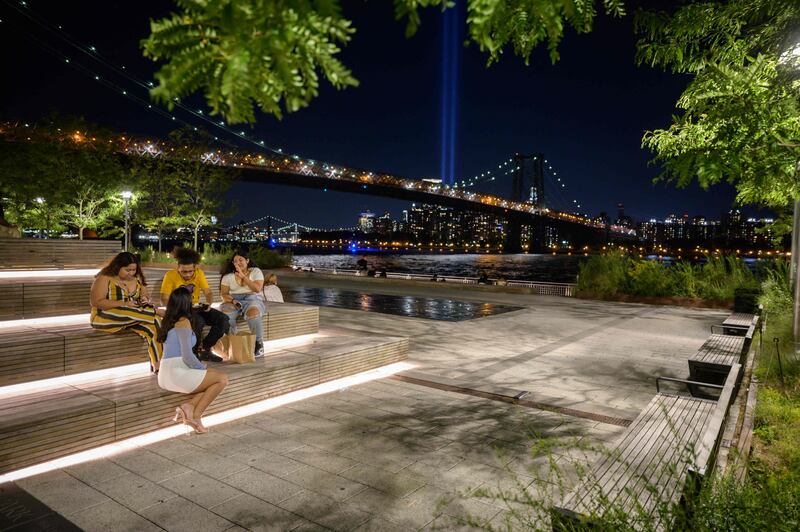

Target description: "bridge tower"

left=511, top=153, right=545, bottom=208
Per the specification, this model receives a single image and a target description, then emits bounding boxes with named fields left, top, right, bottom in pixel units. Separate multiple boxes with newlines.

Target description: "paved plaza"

left=9, top=278, right=726, bottom=531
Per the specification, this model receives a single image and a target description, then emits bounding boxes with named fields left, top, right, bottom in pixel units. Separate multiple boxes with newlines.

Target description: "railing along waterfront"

left=296, top=268, right=576, bottom=297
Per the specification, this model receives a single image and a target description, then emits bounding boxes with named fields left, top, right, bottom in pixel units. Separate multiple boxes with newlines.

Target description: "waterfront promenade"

left=7, top=276, right=725, bottom=531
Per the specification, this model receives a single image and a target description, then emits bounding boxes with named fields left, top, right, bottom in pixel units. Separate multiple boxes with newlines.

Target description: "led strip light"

left=0, top=361, right=415, bottom=483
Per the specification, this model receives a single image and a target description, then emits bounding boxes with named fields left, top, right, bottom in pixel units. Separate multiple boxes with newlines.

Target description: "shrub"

left=576, top=251, right=630, bottom=296
left=200, top=244, right=235, bottom=266
left=670, top=262, right=700, bottom=298
left=694, top=255, right=757, bottom=301
left=248, top=246, right=292, bottom=269
left=629, top=260, right=674, bottom=296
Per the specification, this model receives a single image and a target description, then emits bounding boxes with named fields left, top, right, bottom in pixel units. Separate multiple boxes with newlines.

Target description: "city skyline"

left=0, top=1, right=772, bottom=228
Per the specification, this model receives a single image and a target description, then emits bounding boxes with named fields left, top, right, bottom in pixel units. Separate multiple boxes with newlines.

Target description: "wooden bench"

left=0, top=278, right=94, bottom=320
left=0, top=239, right=120, bottom=269
left=688, top=329, right=751, bottom=396
left=552, top=364, right=741, bottom=530
left=0, top=303, right=319, bottom=387
left=0, top=334, right=409, bottom=474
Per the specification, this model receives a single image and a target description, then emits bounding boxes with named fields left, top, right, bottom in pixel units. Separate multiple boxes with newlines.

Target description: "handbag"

left=217, top=332, right=256, bottom=364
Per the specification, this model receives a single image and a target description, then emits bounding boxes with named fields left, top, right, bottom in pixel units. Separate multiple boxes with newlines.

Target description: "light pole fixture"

left=121, top=190, right=132, bottom=251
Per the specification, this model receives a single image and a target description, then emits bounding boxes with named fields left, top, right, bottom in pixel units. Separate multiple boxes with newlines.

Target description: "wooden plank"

left=0, top=239, right=120, bottom=268
left=0, top=334, right=408, bottom=473
left=0, top=326, right=64, bottom=386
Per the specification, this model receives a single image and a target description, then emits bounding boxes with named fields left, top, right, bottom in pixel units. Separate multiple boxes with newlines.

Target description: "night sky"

left=0, top=0, right=761, bottom=228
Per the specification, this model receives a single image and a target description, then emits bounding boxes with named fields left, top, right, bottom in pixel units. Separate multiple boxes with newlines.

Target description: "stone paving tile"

left=181, top=431, right=258, bottom=458
left=159, top=470, right=242, bottom=509
left=353, top=517, right=415, bottom=532
left=278, top=489, right=371, bottom=531
left=147, top=437, right=205, bottom=460
left=220, top=467, right=304, bottom=505
left=65, top=499, right=164, bottom=532
left=227, top=446, right=307, bottom=477
left=16, top=470, right=110, bottom=516
left=209, top=493, right=307, bottom=531
left=440, top=495, right=503, bottom=524
left=339, top=463, right=427, bottom=498
left=94, top=471, right=178, bottom=511
left=214, top=420, right=263, bottom=439
left=64, top=458, right=130, bottom=487
left=284, top=445, right=358, bottom=474
left=275, top=464, right=368, bottom=502
left=237, top=428, right=307, bottom=454
left=140, top=496, right=235, bottom=532
left=170, top=450, right=250, bottom=481
left=110, top=448, right=192, bottom=483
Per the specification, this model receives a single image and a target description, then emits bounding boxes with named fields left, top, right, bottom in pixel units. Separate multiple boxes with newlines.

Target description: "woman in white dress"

left=157, top=287, right=229, bottom=433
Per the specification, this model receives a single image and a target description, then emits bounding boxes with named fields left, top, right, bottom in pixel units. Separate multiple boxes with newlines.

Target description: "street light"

left=121, top=190, right=132, bottom=251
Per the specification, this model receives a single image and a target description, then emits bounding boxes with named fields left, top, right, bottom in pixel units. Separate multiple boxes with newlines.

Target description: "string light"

left=0, top=5, right=630, bottom=237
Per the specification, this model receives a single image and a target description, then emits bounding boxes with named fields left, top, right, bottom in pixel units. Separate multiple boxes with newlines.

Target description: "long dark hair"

left=156, top=286, right=193, bottom=343
left=97, top=252, right=146, bottom=285
left=219, top=249, right=251, bottom=288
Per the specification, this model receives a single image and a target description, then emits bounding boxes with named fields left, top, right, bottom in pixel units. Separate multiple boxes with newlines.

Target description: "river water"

left=291, top=253, right=586, bottom=283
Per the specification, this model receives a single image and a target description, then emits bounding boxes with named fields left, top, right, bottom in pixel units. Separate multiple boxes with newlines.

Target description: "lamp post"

left=121, top=190, right=132, bottom=251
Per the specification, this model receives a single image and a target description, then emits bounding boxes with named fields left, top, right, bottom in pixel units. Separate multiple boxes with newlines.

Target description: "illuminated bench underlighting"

left=0, top=361, right=414, bottom=484
left=0, top=269, right=99, bottom=279
left=0, top=333, right=320, bottom=398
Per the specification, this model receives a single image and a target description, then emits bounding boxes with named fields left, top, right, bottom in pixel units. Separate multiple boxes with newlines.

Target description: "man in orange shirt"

left=160, top=247, right=227, bottom=362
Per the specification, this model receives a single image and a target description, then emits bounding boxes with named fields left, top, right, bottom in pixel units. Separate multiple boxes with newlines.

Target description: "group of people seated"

left=88, top=248, right=284, bottom=433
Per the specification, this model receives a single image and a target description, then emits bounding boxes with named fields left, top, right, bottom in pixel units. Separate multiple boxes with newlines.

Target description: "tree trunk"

left=79, top=225, right=85, bottom=240
left=158, top=229, right=163, bottom=252
left=194, top=224, right=199, bottom=250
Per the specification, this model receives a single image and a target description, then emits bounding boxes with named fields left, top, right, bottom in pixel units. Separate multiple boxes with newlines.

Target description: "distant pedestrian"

left=356, top=256, right=368, bottom=272
left=477, top=272, right=491, bottom=285
left=379, top=270, right=387, bottom=278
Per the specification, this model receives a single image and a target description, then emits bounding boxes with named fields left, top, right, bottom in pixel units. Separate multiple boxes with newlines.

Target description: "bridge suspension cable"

left=542, top=158, right=586, bottom=216
left=3, top=0, right=289, bottom=155
left=238, top=214, right=357, bottom=233
left=451, top=157, right=518, bottom=189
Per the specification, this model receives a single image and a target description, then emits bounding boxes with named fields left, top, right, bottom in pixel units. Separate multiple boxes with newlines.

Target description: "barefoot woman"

left=157, top=287, right=228, bottom=433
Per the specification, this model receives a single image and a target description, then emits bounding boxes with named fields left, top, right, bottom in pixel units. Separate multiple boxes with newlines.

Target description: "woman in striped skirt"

left=90, top=252, right=163, bottom=372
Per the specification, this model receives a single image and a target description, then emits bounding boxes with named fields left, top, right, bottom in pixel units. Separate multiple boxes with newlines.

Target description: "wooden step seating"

left=0, top=276, right=94, bottom=320
left=688, top=326, right=753, bottom=395
left=0, top=239, right=120, bottom=269
left=0, top=334, right=409, bottom=474
left=0, top=302, right=320, bottom=387
left=721, top=312, right=758, bottom=332
left=553, top=364, right=741, bottom=529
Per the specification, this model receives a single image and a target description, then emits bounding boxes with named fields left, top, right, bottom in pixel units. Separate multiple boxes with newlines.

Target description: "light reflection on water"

left=283, top=287, right=522, bottom=321
left=291, top=254, right=584, bottom=283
